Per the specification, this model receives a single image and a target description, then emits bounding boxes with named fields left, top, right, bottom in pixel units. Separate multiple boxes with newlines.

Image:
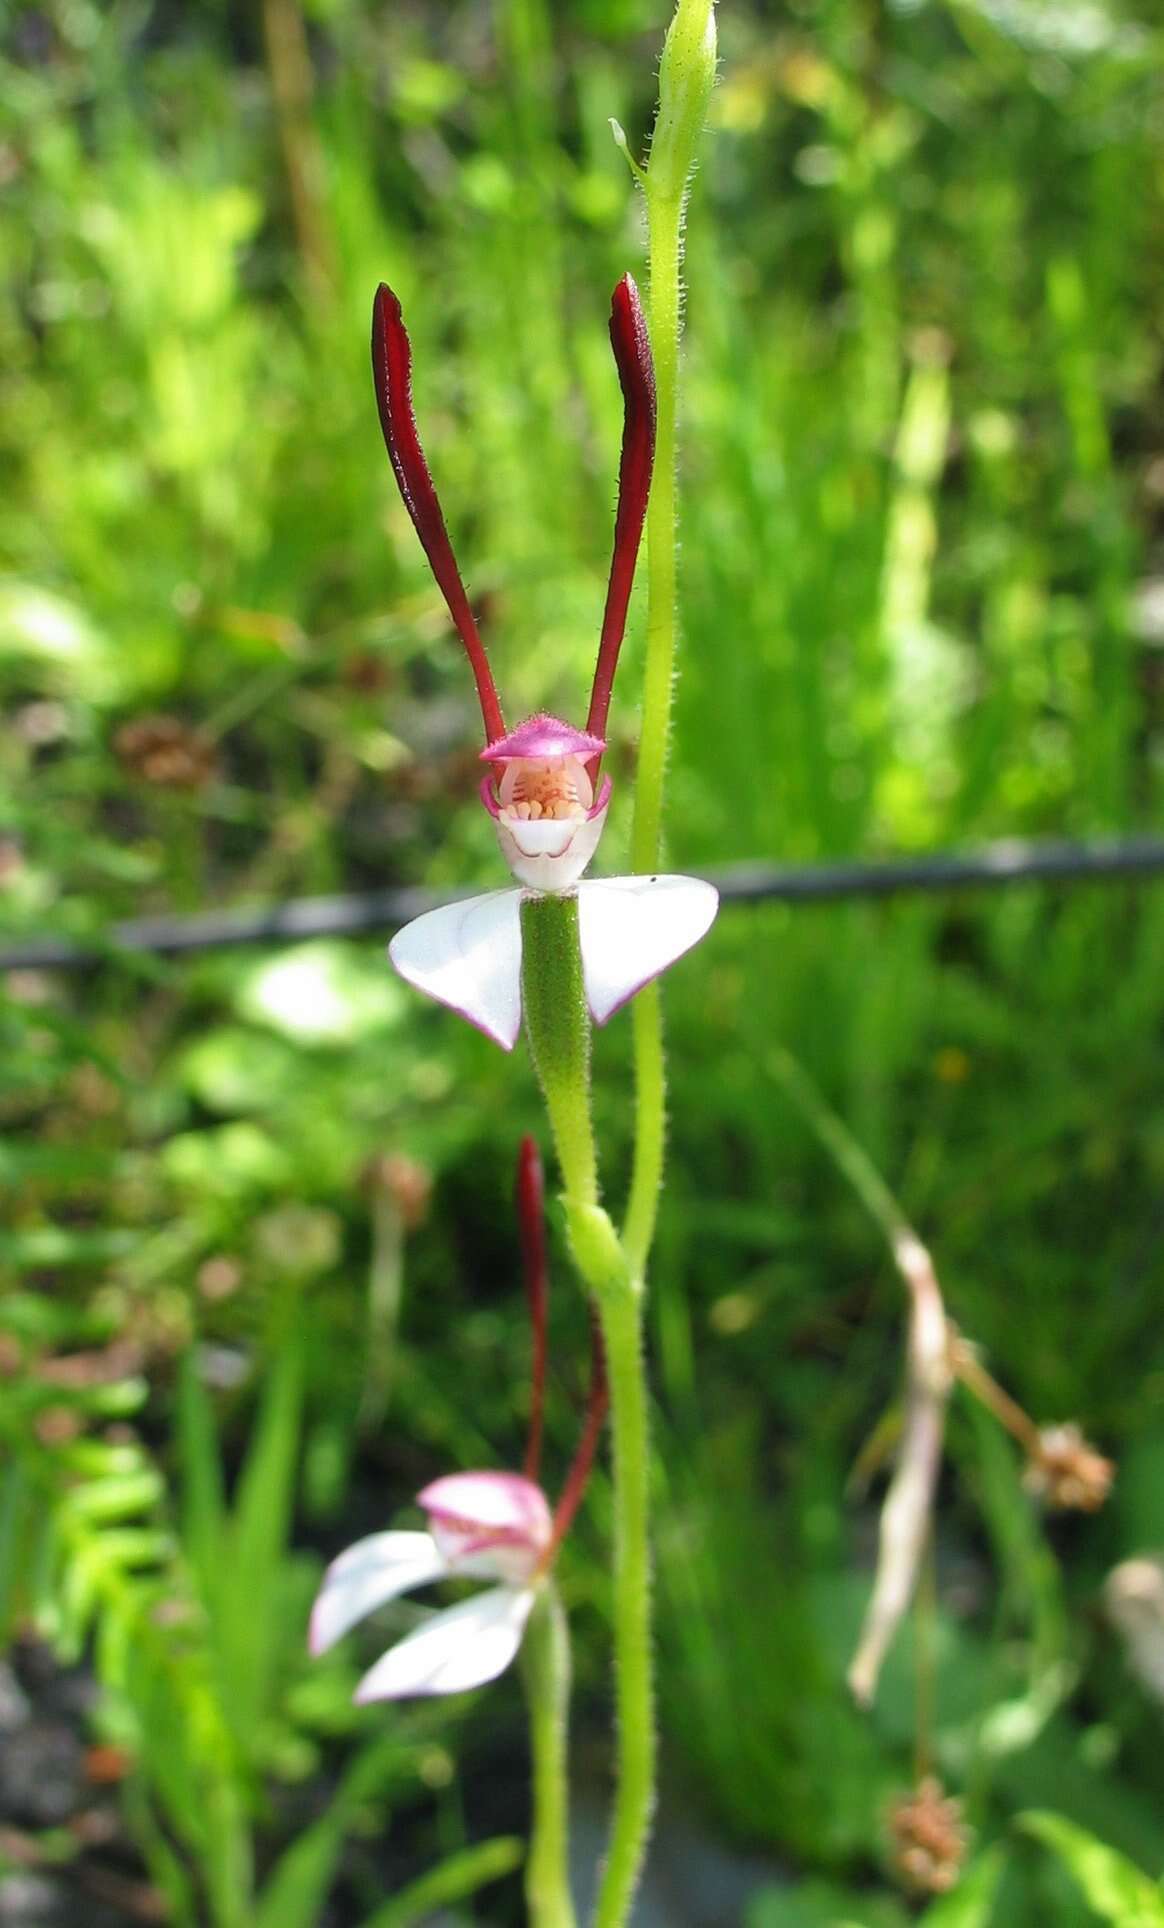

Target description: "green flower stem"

left=519, top=893, right=655, bottom=1923
left=521, top=1584, right=577, bottom=1928
left=521, top=893, right=600, bottom=1212
left=592, top=1283, right=653, bottom=1928
left=629, top=185, right=681, bottom=880
left=624, top=0, right=717, bottom=1273
left=621, top=984, right=665, bottom=1279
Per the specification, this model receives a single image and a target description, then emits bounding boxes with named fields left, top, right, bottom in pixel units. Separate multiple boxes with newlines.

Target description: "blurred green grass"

left=2, top=0, right=1164, bottom=1920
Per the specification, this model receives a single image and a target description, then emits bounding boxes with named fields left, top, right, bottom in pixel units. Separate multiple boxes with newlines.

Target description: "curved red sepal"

left=372, top=284, right=506, bottom=745
left=586, top=275, right=657, bottom=755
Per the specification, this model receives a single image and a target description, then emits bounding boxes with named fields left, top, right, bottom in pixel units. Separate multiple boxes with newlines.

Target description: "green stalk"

left=520, top=19, right=715, bottom=1917
left=621, top=984, right=665, bottom=1278
left=623, top=0, right=716, bottom=1272
left=522, top=1584, right=577, bottom=1928
left=520, top=895, right=653, bottom=1920
left=629, top=192, right=681, bottom=879
left=591, top=1284, right=653, bottom=1928
left=521, top=892, right=600, bottom=1211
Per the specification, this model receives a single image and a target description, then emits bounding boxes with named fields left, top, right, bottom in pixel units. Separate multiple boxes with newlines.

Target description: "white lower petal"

left=354, top=1585, right=536, bottom=1700
left=494, top=802, right=608, bottom=892
left=388, top=890, right=523, bottom=1050
left=576, top=874, right=719, bottom=1025
left=309, top=1531, right=447, bottom=1656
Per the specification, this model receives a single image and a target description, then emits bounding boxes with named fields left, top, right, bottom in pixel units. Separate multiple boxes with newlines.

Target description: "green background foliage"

left=2, top=0, right=1163, bottom=1919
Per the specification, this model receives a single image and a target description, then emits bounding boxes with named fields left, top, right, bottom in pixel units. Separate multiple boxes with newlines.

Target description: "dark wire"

left=3, top=836, right=1163, bottom=974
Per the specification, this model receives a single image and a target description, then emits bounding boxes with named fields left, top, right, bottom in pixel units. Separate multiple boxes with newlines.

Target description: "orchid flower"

left=309, top=1469, right=554, bottom=1700
left=310, top=1140, right=606, bottom=1699
left=372, top=279, right=718, bottom=1048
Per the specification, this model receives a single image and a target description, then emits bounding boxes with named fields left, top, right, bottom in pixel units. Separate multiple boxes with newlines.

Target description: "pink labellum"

left=419, top=1471, right=554, bottom=1557
left=480, top=774, right=613, bottom=826
left=353, top=1584, right=537, bottom=1702
left=486, top=779, right=611, bottom=892
left=484, top=713, right=606, bottom=764
left=479, top=725, right=612, bottom=889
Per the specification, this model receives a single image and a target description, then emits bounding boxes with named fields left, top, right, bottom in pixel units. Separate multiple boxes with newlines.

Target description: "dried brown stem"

left=848, top=1230, right=952, bottom=1708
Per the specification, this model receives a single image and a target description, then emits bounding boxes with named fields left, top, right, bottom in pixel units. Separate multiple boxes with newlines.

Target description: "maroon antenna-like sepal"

left=586, top=275, right=657, bottom=756
left=372, top=284, right=506, bottom=745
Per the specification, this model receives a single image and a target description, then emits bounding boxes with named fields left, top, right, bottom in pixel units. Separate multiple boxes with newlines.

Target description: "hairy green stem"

left=522, top=1585, right=577, bottom=1928
left=519, top=894, right=655, bottom=1922
left=521, top=893, right=600, bottom=1211
left=621, top=983, right=665, bottom=1279
left=630, top=193, right=682, bottom=880
left=592, top=1283, right=654, bottom=1928
left=520, top=19, right=716, bottom=1912
left=623, top=0, right=715, bottom=1274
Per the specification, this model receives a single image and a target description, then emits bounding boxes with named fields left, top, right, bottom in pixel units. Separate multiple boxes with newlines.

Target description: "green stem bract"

left=521, top=1584, right=577, bottom=1928
left=592, top=1284, right=654, bottom=1928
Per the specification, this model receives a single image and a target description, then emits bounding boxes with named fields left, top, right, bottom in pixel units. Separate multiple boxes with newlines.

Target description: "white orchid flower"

left=372, top=278, right=720, bottom=1043
left=311, top=1142, right=608, bottom=1701
left=310, top=1471, right=553, bottom=1701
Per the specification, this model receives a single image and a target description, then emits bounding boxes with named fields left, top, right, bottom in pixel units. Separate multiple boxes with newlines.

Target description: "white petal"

left=388, top=890, right=523, bottom=1050
left=576, top=874, right=719, bottom=1025
left=353, top=1586, right=536, bottom=1701
left=309, top=1531, right=448, bottom=1656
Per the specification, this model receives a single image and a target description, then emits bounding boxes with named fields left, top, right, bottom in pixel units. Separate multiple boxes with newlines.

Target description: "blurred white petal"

left=354, top=1585, right=536, bottom=1701
left=309, top=1531, right=447, bottom=1656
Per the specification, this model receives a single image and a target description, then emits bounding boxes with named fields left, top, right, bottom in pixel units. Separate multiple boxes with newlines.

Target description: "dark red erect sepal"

left=516, top=1135, right=548, bottom=1485
left=586, top=274, right=657, bottom=751
left=371, top=284, right=506, bottom=745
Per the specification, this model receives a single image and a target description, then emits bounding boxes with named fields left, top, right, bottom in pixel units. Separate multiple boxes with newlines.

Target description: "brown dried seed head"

left=1025, top=1422, right=1114, bottom=1512
left=115, top=715, right=218, bottom=791
left=888, top=1777, right=969, bottom=1897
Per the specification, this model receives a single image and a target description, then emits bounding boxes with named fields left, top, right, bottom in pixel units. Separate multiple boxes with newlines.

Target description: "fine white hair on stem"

left=847, top=1231, right=952, bottom=1709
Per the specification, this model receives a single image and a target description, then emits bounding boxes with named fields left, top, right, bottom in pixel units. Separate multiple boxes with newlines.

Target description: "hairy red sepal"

left=585, top=275, right=657, bottom=760
left=371, top=284, right=505, bottom=744
left=516, top=1135, right=548, bottom=1484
